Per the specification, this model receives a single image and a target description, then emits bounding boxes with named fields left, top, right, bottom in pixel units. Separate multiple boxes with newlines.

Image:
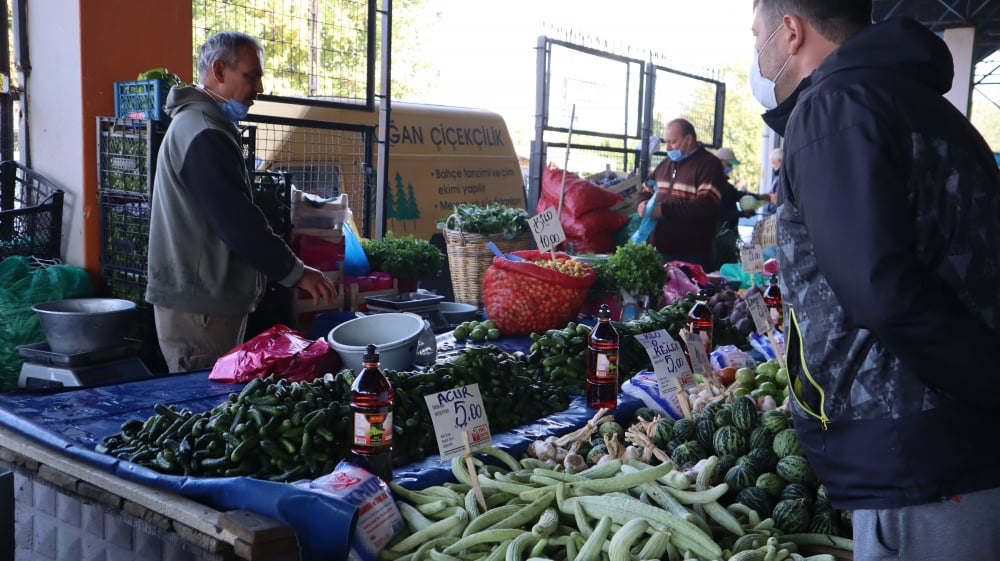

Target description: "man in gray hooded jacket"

left=146, top=31, right=336, bottom=372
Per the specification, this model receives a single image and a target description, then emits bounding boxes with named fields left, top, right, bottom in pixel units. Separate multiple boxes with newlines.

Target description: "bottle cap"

left=597, top=304, right=611, bottom=319
left=363, top=344, right=379, bottom=363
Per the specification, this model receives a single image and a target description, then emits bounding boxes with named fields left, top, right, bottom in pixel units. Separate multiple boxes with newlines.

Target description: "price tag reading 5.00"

left=530, top=208, right=567, bottom=252
left=424, top=383, right=493, bottom=461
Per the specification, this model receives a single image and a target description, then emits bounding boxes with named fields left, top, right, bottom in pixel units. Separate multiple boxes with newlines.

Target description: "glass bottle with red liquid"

left=350, top=344, right=394, bottom=482
left=686, top=289, right=714, bottom=357
left=586, top=304, right=620, bottom=409
left=764, top=274, right=783, bottom=332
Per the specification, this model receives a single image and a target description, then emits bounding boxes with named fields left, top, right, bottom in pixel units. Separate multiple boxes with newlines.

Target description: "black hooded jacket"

left=763, top=18, right=1000, bottom=509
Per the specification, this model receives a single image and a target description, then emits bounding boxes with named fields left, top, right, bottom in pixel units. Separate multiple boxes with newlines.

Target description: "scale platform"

left=365, top=292, right=449, bottom=331
left=17, top=339, right=153, bottom=389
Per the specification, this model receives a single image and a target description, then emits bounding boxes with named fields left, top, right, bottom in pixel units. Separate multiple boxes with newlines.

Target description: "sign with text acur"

left=423, top=383, right=493, bottom=461
left=529, top=207, right=567, bottom=252
left=633, top=330, right=696, bottom=398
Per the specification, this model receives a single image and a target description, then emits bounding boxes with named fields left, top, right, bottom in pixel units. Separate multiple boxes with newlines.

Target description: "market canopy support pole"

left=556, top=104, right=575, bottom=259
left=1, top=469, right=12, bottom=561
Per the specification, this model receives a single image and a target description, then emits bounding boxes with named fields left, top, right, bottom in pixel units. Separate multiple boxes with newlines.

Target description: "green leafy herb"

left=591, top=241, right=666, bottom=300
left=360, top=233, right=444, bottom=280
left=447, top=203, right=529, bottom=239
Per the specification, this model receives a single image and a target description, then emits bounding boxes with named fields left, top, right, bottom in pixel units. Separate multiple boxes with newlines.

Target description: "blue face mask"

left=217, top=98, right=249, bottom=123
left=724, top=166, right=733, bottom=175
left=667, top=149, right=684, bottom=162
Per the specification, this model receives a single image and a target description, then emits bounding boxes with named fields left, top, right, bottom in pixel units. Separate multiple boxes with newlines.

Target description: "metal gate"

left=529, top=35, right=725, bottom=211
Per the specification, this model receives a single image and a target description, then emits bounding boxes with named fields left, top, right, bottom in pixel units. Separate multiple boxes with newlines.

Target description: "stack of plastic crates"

left=97, top=117, right=165, bottom=371
left=0, top=161, right=64, bottom=261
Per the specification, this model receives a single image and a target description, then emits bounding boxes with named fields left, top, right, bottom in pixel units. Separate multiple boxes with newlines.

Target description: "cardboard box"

left=608, top=175, right=642, bottom=214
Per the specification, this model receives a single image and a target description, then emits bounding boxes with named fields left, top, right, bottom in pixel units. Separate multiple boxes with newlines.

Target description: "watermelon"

left=725, top=463, right=758, bottom=493
left=635, top=407, right=657, bottom=422
left=731, top=395, right=758, bottom=432
left=737, top=486, right=775, bottom=518
left=696, top=418, right=717, bottom=451
left=781, top=482, right=815, bottom=507
left=749, top=426, right=774, bottom=450
left=773, top=498, right=811, bottom=533
left=663, top=439, right=683, bottom=456
left=808, top=511, right=839, bottom=535
left=599, top=421, right=625, bottom=442
left=713, top=425, right=749, bottom=457
left=760, top=409, right=790, bottom=433
left=772, top=428, right=804, bottom=458
left=715, top=454, right=740, bottom=483
left=755, top=472, right=787, bottom=499
left=671, top=441, right=706, bottom=468
left=653, top=418, right=674, bottom=447
left=586, top=443, right=608, bottom=464
left=713, top=405, right=734, bottom=428
left=672, top=418, right=696, bottom=442
left=776, top=454, right=818, bottom=487
left=742, top=447, right=779, bottom=474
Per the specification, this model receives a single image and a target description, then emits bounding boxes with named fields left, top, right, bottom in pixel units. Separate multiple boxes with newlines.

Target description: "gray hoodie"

left=145, top=86, right=303, bottom=315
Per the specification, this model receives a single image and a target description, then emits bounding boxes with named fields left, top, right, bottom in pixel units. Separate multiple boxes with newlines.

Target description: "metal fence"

left=192, top=0, right=375, bottom=110
left=529, top=35, right=725, bottom=210
left=243, top=114, right=376, bottom=237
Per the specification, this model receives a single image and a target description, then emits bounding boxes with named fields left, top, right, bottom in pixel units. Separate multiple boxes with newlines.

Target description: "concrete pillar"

left=943, top=27, right=976, bottom=117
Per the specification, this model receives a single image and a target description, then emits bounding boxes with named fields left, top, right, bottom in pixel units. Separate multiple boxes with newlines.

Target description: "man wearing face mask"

left=146, top=31, right=338, bottom=372
left=750, top=1, right=1000, bottom=559
left=635, top=118, right=725, bottom=270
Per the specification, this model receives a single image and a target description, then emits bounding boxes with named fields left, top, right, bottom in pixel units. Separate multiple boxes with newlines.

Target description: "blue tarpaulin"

left=0, top=350, right=644, bottom=560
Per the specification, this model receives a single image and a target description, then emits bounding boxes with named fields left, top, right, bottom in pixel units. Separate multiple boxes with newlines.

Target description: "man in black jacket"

left=751, top=1, right=1000, bottom=559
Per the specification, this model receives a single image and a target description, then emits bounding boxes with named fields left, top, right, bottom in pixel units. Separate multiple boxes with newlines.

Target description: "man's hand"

left=296, top=266, right=338, bottom=305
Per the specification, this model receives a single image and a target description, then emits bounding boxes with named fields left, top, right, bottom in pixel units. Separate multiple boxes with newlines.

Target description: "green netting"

left=0, top=256, right=94, bottom=390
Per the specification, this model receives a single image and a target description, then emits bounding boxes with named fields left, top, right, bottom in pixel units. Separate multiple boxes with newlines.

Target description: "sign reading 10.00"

left=423, top=383, right=493, bottom=460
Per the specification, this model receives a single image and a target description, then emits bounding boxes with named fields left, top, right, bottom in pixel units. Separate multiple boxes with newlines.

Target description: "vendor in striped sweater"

left=636, top=118, right=727, bottom=270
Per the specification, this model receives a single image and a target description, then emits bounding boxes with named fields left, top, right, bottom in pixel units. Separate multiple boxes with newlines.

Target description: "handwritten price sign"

left=681, top=330, right=712, bottom=376
left=424, top=383, right=492, bottom=460
left=741, top=244, right=764, bottom=273
left=744, top=290, right=773, bottom=335
left=530, top=208, right=567, bottom=252
left=634, top=330, right=695, bottom=398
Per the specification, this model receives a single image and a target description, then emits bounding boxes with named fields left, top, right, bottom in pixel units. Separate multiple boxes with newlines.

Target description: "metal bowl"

left=32, top=298, right=138, bottom=355
left=439, top=301, right=478, bottom=324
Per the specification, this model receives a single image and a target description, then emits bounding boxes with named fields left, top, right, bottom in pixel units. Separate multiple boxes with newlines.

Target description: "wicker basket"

left=443, top=213, right=532, bottom=308
left=752, top=213, right=777, bottom=247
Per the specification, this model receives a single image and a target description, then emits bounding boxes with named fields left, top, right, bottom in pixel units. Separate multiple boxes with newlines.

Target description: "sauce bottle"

left=686, top=289, right=714, bottom=357
left=586, top=304, right=620, bottom=409
left=763, top=274, right=783, bottom=332
left=350, top=344, right=394, bottom=482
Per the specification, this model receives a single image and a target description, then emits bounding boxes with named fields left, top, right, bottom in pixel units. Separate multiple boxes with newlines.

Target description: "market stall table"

left=0, top=337, right=643, bottom=561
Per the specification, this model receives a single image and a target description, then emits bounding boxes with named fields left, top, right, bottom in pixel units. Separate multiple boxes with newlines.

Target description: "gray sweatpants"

left=154, top=306, right=247, bottom=373
left=852, top=486, right=1000, bottom=561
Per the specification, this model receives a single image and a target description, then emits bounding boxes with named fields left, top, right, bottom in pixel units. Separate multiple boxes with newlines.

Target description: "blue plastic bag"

left=342, top=222, right=371, bottom=276
left=629, top=191, right=660, bottom=244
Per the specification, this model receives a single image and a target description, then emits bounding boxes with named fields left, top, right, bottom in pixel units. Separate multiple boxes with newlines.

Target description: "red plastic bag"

left=483, top=250, right=595, bottom=335
left=209, top=324, right=342, bottom=384
left=542, top=164, right=623, bottom=218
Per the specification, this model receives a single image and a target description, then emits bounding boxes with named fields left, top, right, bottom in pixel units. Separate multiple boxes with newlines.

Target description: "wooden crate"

left=291, top=269, right=345, bottom=331
left=343, top=278, right=399, bottom=312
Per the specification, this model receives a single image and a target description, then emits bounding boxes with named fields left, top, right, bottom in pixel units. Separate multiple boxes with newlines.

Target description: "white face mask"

left=749, top=24, right=791, bottom=110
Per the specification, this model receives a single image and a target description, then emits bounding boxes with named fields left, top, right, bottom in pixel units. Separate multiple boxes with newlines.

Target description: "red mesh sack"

left=482, top=250, right=595, bottom=335
left=542, top=163, right=623, bottom=218
left=567, top=231, right=615, bottom=254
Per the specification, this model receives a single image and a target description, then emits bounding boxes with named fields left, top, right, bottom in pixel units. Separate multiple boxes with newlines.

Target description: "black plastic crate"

left=251, top=170, right=293, bottom=242
left=97, top=117, right=164, bottom=196
left=0, top=161, right=64, bottom=260
left=99, top=192, right=150, bottom=273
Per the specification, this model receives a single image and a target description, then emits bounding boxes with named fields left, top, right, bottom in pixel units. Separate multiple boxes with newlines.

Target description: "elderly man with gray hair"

left=146, top=31, right=337, bottom=372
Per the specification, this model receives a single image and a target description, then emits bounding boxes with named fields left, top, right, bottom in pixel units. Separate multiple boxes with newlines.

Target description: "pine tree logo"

left=386, top=171, right=420, bottom=232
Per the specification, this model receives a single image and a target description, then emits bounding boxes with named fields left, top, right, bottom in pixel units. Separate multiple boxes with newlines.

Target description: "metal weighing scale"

left=17, top=339, right=153, bottom=389
left=365, top=291, right=450, bottom=332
